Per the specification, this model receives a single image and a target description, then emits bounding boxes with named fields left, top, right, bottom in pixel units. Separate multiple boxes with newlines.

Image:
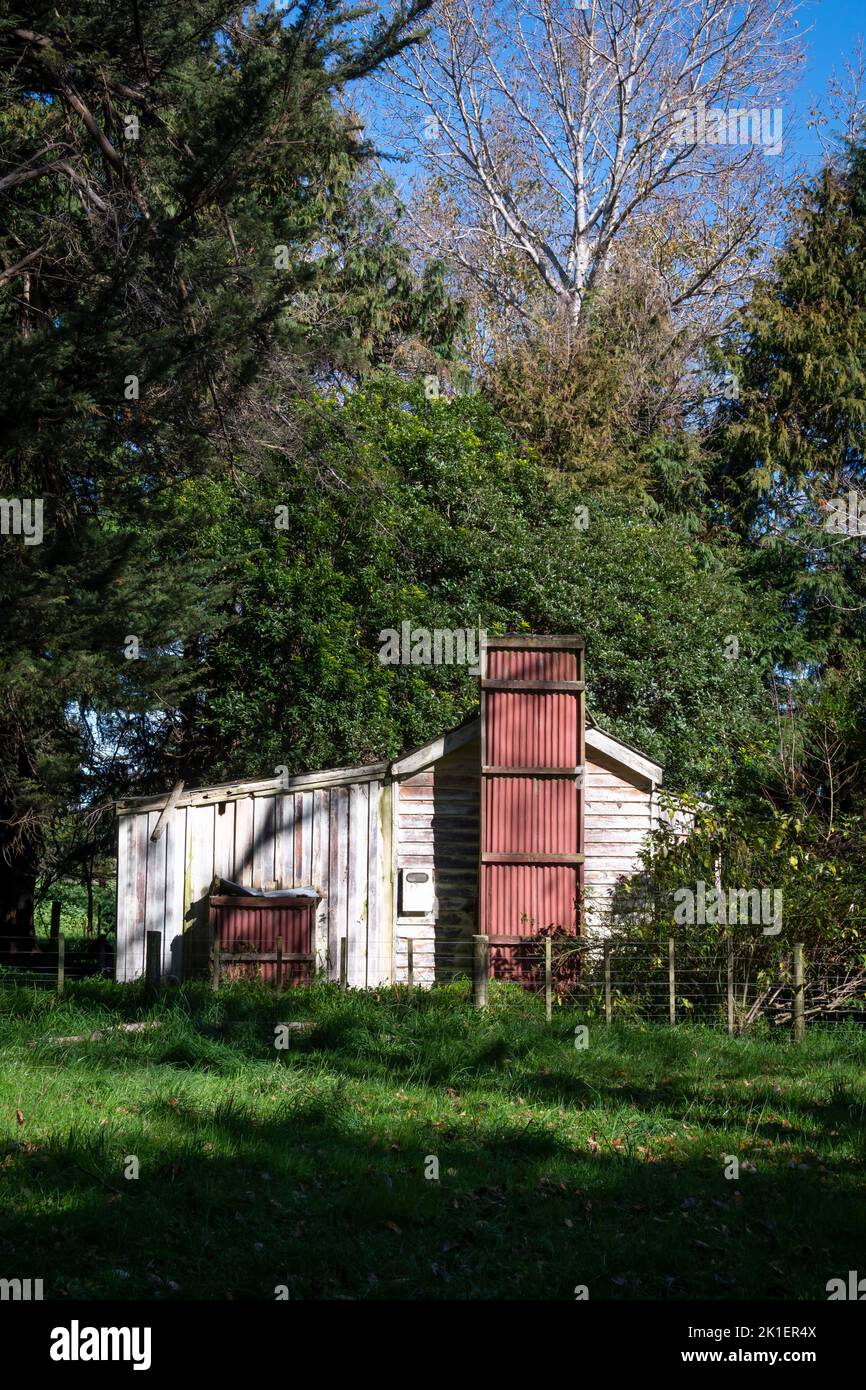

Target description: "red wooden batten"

left=479, top=637, right=585, bottom=964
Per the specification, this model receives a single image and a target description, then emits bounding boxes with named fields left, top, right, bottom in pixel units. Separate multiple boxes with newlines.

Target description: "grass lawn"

left=0, top=979, right=864, bottom=1301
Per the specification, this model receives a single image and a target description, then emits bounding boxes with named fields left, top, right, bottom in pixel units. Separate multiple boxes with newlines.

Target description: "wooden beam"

left=150, top=780, right=184, bottom=842
left=482, top=765, right=584, bottom=777
left=481, top=852, right=584, bottom=865
left=480, top=679, right=585, bottom=692
left=484, top=636, right=585, bottom=650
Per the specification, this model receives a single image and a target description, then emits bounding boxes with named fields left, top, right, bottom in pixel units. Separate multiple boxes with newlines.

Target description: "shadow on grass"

left=1, top=1085, right=864, bottom=1301
left=3, top=981, right=866, bottom=1300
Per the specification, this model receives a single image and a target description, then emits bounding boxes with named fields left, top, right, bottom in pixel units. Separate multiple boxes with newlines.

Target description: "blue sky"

left=789, top=0, right=862, bottom=164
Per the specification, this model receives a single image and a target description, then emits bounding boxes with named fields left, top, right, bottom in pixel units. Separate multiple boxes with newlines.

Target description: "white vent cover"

left=400, top=867, right=434, bottom=914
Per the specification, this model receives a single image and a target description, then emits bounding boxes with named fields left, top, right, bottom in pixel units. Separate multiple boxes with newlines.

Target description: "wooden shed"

left=114, top=636, right=664, bottom=984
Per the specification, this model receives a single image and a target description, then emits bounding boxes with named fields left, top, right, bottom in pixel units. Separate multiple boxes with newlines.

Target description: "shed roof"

left=116, top=711, right=662, bottom=817
left=390, top=715, right=663, bottom=786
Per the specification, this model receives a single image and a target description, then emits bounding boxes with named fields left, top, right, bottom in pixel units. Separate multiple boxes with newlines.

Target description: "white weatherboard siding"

left=116, top=777, right=393, bottom=986
left=583, top=765, right=660, bottom=931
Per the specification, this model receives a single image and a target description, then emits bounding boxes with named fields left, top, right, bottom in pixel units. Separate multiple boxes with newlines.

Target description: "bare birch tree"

left=377, top=0, right=804, bottom=356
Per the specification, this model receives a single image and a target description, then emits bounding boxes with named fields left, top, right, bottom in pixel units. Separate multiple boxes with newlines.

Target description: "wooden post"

left=145, top=931, right=161, bottom=996
left=56, top=934, right=65, bottom=995
left=544, top=937, right=552, bottom=1022
left=726, top=938, right=735, bottom=1036
left=275, top=935, right=283, bottom=992
left=473, top=934, right=489, bottom=1009
left=668, top=937, right=676, bottom=1026
left=50, top=900, right=61, bottom=942
left=211, top=934, right=221, bottom=992
left=339, top=937, right=347, bottom=989
left=604, top=942, right=612, bottom=1024
left=793, top=942, right=805, bottom=1042
left=97, top=936, right=107, bottom=975
left=407, top=938, right=414, bottom=993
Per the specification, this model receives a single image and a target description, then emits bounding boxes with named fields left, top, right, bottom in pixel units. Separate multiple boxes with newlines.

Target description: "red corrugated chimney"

left=479, top=636, right=586, bottom=942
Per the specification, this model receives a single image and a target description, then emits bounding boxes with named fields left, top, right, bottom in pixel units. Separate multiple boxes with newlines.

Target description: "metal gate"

left=479, top=636, right=585, bottom=975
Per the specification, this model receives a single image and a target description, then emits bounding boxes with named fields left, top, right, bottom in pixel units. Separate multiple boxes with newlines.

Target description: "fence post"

left=668, top=937, right=676, bottom=1026
left=544, top=937, right=552, bottom=1022
left=727, top=937, right=735, bottom=1036
left=339, top=937, right=348, bottom=989
left=472, top=934, right=489, bottom=1009
left=793, top=942, right=805, bottom=1042
left=407, top=938, right=414, bottom=993
left=211, top=933, right=221, bottom=992
left=145, top=931, right=161, bottom=996
left=604, top=943, right=612, bottom=1025
left=56, top=933, right=65, bottom=994
left=50, top=900, right=61, bottom=942
left=275, top=934, right=283, bottom=992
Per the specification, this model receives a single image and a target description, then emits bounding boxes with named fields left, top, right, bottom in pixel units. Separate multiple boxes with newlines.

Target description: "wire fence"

left=0, top=935, right=114, bottom=990
left=397, top=934, right=866, bottom=1036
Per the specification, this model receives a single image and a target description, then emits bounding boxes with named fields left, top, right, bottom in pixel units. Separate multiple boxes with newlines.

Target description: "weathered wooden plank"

left=399, top=828, right=478, bottom=845
left=116, top=813, right=134, bottom=981
left=399, top=790, right=479, bottom=806
left=366, top=782, right=384, bottom=986
left=328, top=786, right=349, bottom=981
left=585, top=825, right=651, bottom=841
left=585, top=854, right=644, bottom=871
left=347, top=783, right=369, bottom=988
left=275, top=793, right=294, bottom=889
left=398, top=813, right=480, bottom=829
left=585, top=783, right=652, bottom=796
left=311, top=789, right=329, bottom=970
left=295, top=792, right=313, bottom=886
left=144, top=811, right=167, bottom=981
left=127, top=813, right=148, bottom=982
left=163, top=806, right=186, bottom=979
left=233, top=796, right=255, bottom=887
left=253, top=795, right=276, bottom=888
left=213, top=799, right=235, bottom=882
left=185, top=804, right=215, bottom=976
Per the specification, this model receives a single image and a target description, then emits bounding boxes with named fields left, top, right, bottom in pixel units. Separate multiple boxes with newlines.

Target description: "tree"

left=166, top=374, right=782, bottom=808
left=0, top=0, right=442, bottom=935
left=379, top=0, right=801, bottom=357
left=713, top=140, right=866, bottom=675
left=483, top=254, right=701, bottom=485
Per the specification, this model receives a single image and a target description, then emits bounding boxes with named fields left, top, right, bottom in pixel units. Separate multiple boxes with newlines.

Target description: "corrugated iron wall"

left=210, top=897, right=316, bottom=985
left=480, top=637, right=585, bottom=940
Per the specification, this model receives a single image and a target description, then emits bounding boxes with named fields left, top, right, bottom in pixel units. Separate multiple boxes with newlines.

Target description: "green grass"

left=1, top=979, right=864, bottom=1300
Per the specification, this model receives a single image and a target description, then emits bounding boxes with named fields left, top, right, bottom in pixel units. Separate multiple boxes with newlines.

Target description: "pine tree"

left=0, top=1, right=442, bottom=934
